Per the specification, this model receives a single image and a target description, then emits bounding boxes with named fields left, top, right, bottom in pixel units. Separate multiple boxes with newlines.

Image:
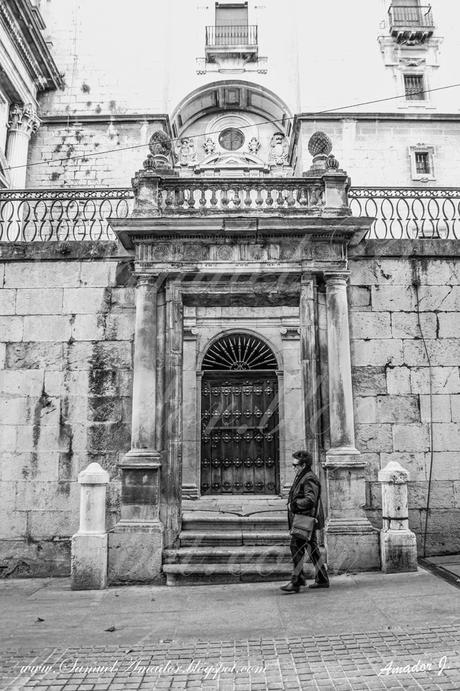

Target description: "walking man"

left=280, top=450, right=329, bottom=593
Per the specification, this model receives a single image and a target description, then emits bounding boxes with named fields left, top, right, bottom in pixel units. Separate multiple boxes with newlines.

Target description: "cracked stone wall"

left=349, top=241, right=460, bottom=556
left=0, top=244, right=134, bottom=577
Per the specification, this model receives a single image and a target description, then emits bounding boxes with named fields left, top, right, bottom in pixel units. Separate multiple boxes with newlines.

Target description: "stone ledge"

left=350, top=239, right=460, bottom=259
left=0, top=241, right=129, bottom=261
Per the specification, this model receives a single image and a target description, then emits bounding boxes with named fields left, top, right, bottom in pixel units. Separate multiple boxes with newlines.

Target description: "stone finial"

left=78, top=461, right=110, bottom=485
left=143, top=129, right=174, bottom=171
left=326, top=154, right=340, bottom=170
left=305, top=131, right=337, bottom=176
left=378, top=460, right=410, bottom=484
left=308, top=131, right=332, bottom=157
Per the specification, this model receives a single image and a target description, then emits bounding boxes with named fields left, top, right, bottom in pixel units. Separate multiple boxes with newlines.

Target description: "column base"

left=71, top=533, right=107, bottom=590
left=325, top=518, right=380, bottom=573
left=108, top=520, right=164, bottom=584
left=380, top=528, right=418, bottom=573
left=324, top=447, right=364, bottom=468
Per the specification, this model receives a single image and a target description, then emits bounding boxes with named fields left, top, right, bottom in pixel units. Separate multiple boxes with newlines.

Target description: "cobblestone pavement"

left=2, top=623, right=460, bottom=691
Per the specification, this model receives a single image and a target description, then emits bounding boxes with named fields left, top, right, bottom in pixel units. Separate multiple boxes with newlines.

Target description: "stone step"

left=163, top=546, right=291, bottom=564
left=163, top=562, right=312, bottom=586
left=181, top=513, right=288, bottom=532
left=178, top=530, right=288, bottom=547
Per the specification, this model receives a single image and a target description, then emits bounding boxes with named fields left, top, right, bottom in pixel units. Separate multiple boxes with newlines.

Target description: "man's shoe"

left=280, top=582, right=300, bottom=593
left=308, top=582, right=329, bottom=589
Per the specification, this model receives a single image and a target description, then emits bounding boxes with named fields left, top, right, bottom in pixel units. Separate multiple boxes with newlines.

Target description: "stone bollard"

left=378, top=461, right=417, bottom=573
left=71, top=462, right=110, bottom=590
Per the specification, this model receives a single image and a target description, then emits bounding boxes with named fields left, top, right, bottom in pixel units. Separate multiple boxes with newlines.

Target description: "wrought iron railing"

left=349, top=187, right=460, bottom=239
left=0, top=188, right=133, bottom=242
left=0, top=185, right=459, bottom=242
left=205, top=24, right=258, bottom=47
left=388, top=4, right=434, bottom=29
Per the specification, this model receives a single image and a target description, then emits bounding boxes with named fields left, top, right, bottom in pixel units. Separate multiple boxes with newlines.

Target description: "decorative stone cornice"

left=7, top=103, right=40, bottom=135
left=0, top=0, right=63, bottom=91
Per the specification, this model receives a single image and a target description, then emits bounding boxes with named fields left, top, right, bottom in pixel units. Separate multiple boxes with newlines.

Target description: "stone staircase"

left=162, top=498, right=322, bottom=586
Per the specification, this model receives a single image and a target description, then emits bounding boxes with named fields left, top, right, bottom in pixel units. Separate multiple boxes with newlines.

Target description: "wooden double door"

left=200, top=371, right=280, bottom=495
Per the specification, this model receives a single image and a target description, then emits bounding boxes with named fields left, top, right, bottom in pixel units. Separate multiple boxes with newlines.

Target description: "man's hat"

left=292, top=450, right=312, bottom=464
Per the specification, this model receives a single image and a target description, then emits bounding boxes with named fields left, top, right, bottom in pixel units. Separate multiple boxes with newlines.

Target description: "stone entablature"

left=0, top=0, right=63, bottom=92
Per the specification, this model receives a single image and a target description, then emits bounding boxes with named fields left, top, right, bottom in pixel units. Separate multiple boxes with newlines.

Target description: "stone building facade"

left=0, top=0, right=460, bottom=581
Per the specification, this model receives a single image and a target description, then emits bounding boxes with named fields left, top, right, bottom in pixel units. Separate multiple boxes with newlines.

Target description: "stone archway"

left=200, top=333, right=280, bottom=495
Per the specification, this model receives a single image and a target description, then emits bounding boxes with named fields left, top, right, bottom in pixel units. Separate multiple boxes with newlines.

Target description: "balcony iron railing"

left=349, top=187, right=460, bottom=240
left=205, top=24, right=258, bottom=48
left=388, top=4, right=434, bottom=41
left=0, top=185, right=459, bottom=242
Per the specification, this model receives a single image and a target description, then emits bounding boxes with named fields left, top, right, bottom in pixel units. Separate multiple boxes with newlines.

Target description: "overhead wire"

left=5, top=81, right=460, bottom=173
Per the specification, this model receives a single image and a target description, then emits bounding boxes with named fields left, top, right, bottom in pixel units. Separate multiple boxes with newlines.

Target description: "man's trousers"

left=289, top=528, right=329, bottom=585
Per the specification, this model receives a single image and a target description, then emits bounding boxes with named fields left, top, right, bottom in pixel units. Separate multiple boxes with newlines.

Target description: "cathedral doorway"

left=200, top=333, right=280, bottom=495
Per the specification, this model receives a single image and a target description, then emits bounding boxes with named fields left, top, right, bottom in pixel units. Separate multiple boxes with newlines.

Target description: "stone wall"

left=1, top=240, right=459, bottom=577
left=349, top=240, right=460, bottom=555
left=0, top=243, right=134, bottom=577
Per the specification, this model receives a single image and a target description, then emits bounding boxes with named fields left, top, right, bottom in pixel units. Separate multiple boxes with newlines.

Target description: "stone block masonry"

left=0, top=242, right=134, bottom=577
left=1, top=239, right=460, bottom=576
left=350, top=240, right=460, bottom=556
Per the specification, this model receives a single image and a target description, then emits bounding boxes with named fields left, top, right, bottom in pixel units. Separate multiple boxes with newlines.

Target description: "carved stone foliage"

left=268, top=132, right=289, bottom=166
left=135, top=240, right=344, bottom=266
left=8, top=104, right=40, bottom=136
left=248, top=137, right=261, bottom=155
left=203, top=138, right=216, bottom=155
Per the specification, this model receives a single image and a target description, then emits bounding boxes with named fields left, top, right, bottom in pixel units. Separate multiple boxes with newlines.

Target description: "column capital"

left=324, top=271, right=350, bottom=287
left=8, top=103, right=40, bottom=136
left=135, top=274, right=160, bottom=288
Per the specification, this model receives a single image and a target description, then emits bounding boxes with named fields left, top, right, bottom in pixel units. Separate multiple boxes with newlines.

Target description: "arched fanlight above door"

left=202, top=333, right=277, bottom=371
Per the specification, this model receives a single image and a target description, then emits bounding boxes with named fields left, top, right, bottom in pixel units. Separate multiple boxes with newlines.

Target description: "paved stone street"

left=1, top=569, right=460, bottom=690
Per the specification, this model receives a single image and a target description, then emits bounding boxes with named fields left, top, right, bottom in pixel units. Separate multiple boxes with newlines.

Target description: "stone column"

left=161, top=281, right=183, bottom=547
left=71, top=462, right=109, bottom=590
left=6, top=104, right=40, bottom=188
left=299, top=275, right=320, bottom=462
left=108, top=275, right=165, bottom=584
left=379, top=461, right=417, bottom=573
left=325, top=273, right=356, bottom=452
left=323, top=272, right=379, bottom=573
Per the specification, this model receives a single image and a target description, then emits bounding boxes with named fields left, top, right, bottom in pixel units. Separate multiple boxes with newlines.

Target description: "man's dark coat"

left=287, top=465, right=325, bottom=531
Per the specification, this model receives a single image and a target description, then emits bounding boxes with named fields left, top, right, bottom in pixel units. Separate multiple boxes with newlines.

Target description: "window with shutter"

left=215, top=2, right=248, bottom=44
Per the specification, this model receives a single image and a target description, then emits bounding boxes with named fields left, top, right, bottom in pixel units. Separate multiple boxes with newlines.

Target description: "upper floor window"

left=409, top=145, right=435, bottom=181
left=404, top=74, right=425, bottom=100
left=214, top=2, right=250, bottom=45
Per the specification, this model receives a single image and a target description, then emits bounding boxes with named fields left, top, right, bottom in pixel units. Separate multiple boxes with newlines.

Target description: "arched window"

left=202, top=333, right=277, bottom=371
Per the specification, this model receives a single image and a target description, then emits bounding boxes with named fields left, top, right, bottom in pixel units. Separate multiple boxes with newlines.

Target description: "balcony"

left=205, top=24, right=258, bottom=63
left=388, top=4, right=434, bottom=43
left=0, top=185, right=458, bottom=243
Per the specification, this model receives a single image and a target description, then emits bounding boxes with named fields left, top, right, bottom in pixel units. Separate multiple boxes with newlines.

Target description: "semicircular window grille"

left=202, top=333, right=277, bottom=371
